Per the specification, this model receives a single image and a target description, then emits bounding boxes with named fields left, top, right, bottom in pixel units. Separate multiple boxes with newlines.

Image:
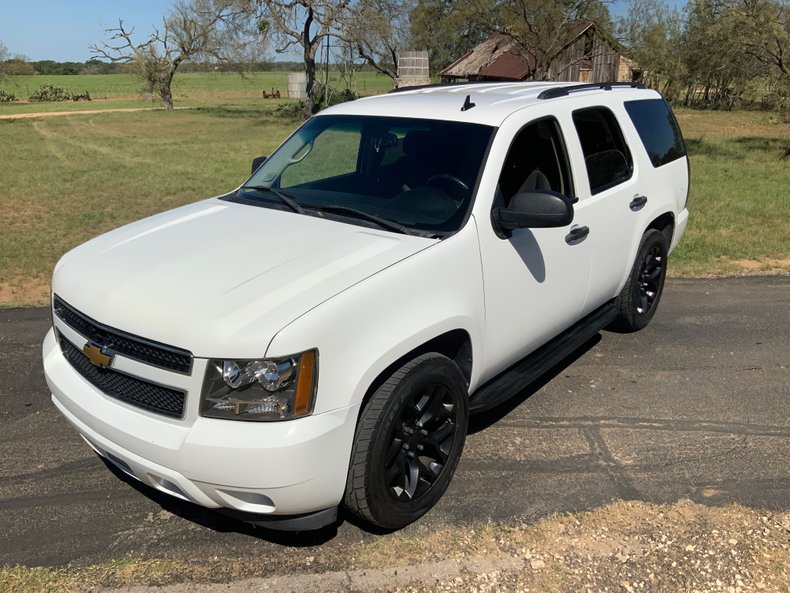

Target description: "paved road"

left=1, top=277, right=788, bottom=568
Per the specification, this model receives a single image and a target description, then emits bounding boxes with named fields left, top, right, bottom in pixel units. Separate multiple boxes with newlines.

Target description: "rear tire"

left=610, top=229, right=669, bottom=332
left=344, top=353, right=468, bottom=530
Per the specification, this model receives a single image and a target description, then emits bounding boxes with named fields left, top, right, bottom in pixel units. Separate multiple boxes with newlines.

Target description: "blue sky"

left=0, top=0, right=175, bottom=61
left=0, top=0, right=688, bottom=63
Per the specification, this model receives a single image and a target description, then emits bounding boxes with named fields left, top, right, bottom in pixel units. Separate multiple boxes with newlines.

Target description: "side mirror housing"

left=493, top=190, right=574, bottom=237
left=251, top=155, right=268, bottom=174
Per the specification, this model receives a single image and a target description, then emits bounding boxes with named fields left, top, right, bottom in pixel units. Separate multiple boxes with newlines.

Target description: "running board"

left=469, top=301, right=618, bottom=413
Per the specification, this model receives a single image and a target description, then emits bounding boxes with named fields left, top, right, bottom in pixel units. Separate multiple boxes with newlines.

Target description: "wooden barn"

left=441, top=21, right=641, bottom=84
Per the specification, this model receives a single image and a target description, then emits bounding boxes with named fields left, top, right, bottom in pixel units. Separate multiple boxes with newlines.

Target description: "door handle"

left=629, top=195, right=648, bottom=210
left=565, top=225, right=589, bottom=244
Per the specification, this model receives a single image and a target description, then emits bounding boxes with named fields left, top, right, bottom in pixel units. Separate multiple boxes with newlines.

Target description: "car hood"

left=53, top=198, right=435, bottom=358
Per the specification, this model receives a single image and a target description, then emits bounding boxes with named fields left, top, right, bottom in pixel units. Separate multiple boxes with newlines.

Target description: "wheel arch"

left=646, top=211, right=675, bottom=246
left=358, top=329, right=473, bottom=417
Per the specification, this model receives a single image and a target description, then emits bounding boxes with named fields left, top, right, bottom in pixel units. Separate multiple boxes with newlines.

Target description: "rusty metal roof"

left=441, top=33, right=530, bottom=80
left=480, top=49, right=535, bottom=80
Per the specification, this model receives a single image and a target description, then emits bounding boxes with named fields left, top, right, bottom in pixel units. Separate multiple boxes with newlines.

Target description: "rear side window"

left=572, top=107, right=633, bottom=194
left=624, top=99, right=686, bottom=168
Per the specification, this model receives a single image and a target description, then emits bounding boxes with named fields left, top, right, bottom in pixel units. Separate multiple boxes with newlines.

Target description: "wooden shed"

left=441, top=21, right=641, bottom=84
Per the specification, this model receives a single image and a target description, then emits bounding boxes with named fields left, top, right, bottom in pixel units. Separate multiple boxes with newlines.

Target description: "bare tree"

left=342, top=0, right=414, bottom=85
left=91, top=0, right=255, bottom=110
left=0, top=40, right=8, bottom=81
left=256, top=0, right=352, bottom=119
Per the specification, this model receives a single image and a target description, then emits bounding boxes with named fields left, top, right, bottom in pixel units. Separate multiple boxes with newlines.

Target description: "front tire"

left=344, top=353, right=468, bottom=529
left=610, top=229, right=669, bottom=332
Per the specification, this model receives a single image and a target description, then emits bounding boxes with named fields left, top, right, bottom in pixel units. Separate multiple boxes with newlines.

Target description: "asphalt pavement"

left=0, top=277, right=788, bottom=568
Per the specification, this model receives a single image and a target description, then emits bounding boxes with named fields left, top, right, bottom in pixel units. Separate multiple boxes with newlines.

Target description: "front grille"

left=53, top=295, right=192, bottom=374
left=59, top=335, right=186, bottom=419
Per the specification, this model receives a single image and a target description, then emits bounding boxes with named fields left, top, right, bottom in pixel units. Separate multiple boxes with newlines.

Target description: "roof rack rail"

left=537, top=82, right=645, bottom=100
left=388, top=80, right=514, bottom=94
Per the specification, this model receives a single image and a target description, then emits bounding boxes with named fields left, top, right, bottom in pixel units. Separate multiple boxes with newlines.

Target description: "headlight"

left=200, top=350, right=317, bottom=421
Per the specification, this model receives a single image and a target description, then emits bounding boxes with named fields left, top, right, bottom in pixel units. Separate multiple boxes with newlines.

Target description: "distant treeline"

left=2, top=59, right=379, bottom=76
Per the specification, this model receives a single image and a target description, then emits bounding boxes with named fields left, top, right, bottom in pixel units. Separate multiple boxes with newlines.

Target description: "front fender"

left=265, top=221, right=487, bottom=416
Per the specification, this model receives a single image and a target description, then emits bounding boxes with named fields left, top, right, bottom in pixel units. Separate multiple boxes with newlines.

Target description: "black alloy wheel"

left=344, top=353, right=468, bottom=530
left=385, top=383, right=459, bottom=502
left=610, top=228, right=670, bottom=332
left=634, top=243, right=664, bottom=315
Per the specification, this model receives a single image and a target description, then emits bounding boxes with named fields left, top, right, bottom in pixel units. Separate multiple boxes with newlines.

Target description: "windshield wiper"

left=238, top=185, right=305, bottom=214
left=308, top=204, right=417, bottom=236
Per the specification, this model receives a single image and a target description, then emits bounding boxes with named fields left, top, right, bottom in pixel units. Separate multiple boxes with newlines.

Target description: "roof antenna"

left=461, top=94, right=476, bottom=112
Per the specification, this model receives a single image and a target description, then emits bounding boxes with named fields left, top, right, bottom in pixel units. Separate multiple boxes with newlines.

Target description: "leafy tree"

left=617, top=0, right=686, bottom=96
left=0, top=40, right=35, bottom=77
left=734, top=0, right=789, bottom=80
left=410, top=0, right=492, bottom=72
left=91, top=0, right=256, bottom=110
left=411, top=0, right=613, bottom=79
left=493, top=0, right=613, bottom=79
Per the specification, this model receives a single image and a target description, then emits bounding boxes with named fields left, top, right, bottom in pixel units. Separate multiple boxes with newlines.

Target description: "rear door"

left=567, top=103, right=642, bottom=312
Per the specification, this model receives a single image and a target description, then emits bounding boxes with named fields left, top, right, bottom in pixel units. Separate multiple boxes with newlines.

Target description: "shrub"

left=316, top=86, right=358, bottom=111
left=0, top=90, right=16, bottom=102
left=29, top=84, right=72, bottom=102
left=273, top=101, right=302, bottom=118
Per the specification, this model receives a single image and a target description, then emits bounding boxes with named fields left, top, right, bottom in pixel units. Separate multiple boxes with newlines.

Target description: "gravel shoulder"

left=2, top=500, right=788, bottom=592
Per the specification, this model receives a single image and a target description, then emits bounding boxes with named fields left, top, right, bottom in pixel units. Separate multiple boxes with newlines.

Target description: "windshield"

left=238, top=115, right=495, bottom=235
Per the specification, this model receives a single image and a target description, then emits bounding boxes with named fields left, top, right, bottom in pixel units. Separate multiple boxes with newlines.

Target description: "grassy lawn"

left=0, top=98, right=787, bottom=306
left=672, top=109, right=790, bottom=276
left=0, top=104, right=302, bottom=304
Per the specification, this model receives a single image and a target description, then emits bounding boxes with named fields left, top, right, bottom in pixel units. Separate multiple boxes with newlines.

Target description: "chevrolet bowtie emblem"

left=83, top=342, right=114, bottom=368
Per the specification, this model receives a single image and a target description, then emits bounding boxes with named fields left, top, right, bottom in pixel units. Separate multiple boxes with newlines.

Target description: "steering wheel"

left=426, top=174, right=469, bottom=193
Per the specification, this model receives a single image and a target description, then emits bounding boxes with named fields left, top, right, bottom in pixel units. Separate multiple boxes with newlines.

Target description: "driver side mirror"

left=493, top=190, right=574, bottom=238
left=251, top=155, right=268, bottom=174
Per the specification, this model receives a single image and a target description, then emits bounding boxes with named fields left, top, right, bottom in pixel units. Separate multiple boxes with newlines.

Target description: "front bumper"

left=43, top=328, right=359, bottom=519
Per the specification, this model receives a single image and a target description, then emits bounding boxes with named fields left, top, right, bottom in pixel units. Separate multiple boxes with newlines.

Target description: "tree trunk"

left=159, top=84, right=174, bottom=110
left=303, top=49, right=318, bottom=119
left=159, top=62, right=180, bottom=111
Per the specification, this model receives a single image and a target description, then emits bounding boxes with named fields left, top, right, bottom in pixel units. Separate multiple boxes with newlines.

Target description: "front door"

left=475, top=115, right=592, bottom=382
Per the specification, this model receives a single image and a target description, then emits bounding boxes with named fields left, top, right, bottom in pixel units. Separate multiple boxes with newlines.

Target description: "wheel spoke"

left=417, top=385, right=449, bottom=427
left=638, top=292, right=649, bottom=314
left=404, top=457, right=420, bottom=499
left=417, top=455, right=444, bottom=480
left=385, top=436, right=404, bottom=465
left=386, top=449, right=408, bottom=488
left=423, top=421, right=454, bottom=457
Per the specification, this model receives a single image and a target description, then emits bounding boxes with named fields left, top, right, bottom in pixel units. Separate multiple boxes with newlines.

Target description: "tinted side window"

left=572, top=107, right=633, bottom=195
left=498, top=118, right=574, bottom=206
left=624, top=99, right=686, bottom=168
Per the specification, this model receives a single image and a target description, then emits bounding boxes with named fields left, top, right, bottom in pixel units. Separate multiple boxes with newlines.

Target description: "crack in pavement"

left=497, top=416, right=790, bottom=438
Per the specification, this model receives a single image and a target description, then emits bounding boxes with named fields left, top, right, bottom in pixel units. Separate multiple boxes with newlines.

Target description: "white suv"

left=43, top=82, right=689, bottom=531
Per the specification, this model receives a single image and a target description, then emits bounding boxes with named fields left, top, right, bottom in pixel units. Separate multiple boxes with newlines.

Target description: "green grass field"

left=0, top=87, right=787, bottom=306
left=0, top=72, right=395, bottom=114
